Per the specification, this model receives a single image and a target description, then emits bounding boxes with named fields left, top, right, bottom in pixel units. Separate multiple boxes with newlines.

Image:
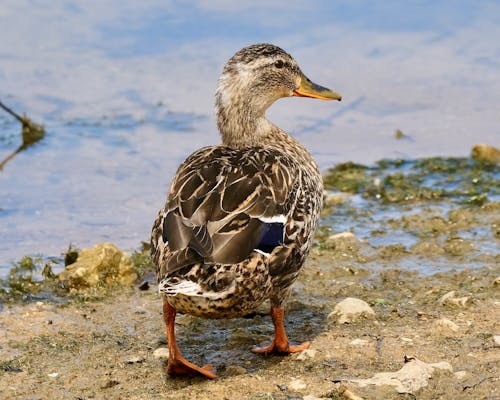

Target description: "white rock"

left=329, top=298, right=375, bottom=324
left=303, top=395, right=323, bottom=400
left=153, top=347, right=169, bottom=359
left=433, top=318, right=460, bottom=334
left=493, top=335, right=500, bottom=347
left=350, top=338, right=369, bottom=346
left=454, top=370, right=468, bottom=380
left=296, top=349, right=317, bottom=361
left=439, top=291, right=469, bottom=307
left=338, top=385, right=365, bottom=400
left=350, top=358, right=452, bottom=394
left=328, top=232, right=356, bottom=241
left=289, top=378, right=307, bottom=391
left=47, top=372, right=59, bottom=378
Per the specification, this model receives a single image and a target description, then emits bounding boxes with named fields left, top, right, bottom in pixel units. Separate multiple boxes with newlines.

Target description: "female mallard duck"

left=151, top=43, right=341, bottom=379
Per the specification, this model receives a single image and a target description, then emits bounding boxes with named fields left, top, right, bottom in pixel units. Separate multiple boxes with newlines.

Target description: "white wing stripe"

left=258, top=215, right=286, bottom=224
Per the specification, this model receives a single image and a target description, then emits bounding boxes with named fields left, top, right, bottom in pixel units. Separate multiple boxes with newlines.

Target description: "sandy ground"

left=1, top=253, right=498, bottom=399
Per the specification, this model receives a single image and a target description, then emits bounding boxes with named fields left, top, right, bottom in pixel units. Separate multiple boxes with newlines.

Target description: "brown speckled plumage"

left=151, top=43, right=341, bottom=378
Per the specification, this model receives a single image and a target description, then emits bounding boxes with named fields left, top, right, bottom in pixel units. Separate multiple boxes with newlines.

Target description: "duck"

left=151, top=43, right=341, bottom=379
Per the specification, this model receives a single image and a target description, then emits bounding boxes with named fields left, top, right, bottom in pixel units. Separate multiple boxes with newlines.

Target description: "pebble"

left=296, top=349, right=317, bottom=360
left=349, top=338, right=369, bottom=346
left=338, top=384, right=365, bottom=400
left=454, top=370, right=468, bottom=380
left=153, top=347, right=169, bottom=359
left=329, top=298, right=375, bottom=324
left=439, top=291, right=469, bottom=307
left=58, top=243, right=137, bottom=291
left=493, top=335, right=500, bottom=347
left=289, top=378, right=307, bottom=391
left=471, top=143, right=500, bottom=163
left=350, top=358, right=452, bottom=394
left=303, top=395, right=323, bottom=400
left=328, top=231, right=356, bottom=241
left=47, top=372, right=59, bottom=378
left=433, top=318, right=460, bottom=334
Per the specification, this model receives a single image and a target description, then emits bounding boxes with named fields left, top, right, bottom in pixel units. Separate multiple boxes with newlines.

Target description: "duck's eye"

left=274, top=60, right=284, bottom=69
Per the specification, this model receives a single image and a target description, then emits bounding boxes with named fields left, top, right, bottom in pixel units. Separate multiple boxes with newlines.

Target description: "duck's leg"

left=163, top=300, right=217, bottom=379
left=251, top=306, right=310, bottom=355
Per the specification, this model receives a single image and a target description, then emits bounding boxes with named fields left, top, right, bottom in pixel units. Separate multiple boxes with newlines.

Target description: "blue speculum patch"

left=256, top=222, right=284, bottom=254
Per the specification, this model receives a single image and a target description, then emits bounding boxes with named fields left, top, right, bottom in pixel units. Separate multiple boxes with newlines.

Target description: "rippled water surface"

left=1, top=1, right=499, bottom=273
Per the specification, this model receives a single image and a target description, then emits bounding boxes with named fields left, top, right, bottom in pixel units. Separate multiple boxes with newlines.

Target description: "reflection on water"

left=1, top=1, right=499, bottom=272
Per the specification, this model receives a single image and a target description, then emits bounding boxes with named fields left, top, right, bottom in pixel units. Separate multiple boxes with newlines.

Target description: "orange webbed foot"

left=251, top=340, right=310, bottom=356
left=163, top=301, right=217, bottom=379
left=167, top=356, right=217, bottom=379
left=251, top=306, right=310, bottom=356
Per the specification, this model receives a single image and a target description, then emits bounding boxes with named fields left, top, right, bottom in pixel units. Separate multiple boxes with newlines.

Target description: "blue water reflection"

left=1, top=1, right=499, bottom=272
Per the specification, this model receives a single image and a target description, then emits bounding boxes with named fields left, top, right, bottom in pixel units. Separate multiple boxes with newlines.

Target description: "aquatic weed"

left=324, top=157, right=500, bottom=205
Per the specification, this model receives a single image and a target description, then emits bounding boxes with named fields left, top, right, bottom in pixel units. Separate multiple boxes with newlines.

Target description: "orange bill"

left=293, top=74, right=342, bottom=101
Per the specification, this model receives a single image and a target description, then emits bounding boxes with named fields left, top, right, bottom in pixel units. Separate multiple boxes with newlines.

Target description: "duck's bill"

left=293, top=74, right=342, bottom=101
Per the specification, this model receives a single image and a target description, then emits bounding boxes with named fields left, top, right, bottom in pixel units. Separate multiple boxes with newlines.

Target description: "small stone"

left=59, top=243, right=137, bottom=292
left=138, top=271, right=156, bottom=291
left=471, top=143, right=500, bottom=163
left=493, top=335, right=500, bottom=347
left=137, top=280, right=149, bottom=290
left=439, top=291, right=469, bottom=307
left=153, top=347, right=169, bottom=359
left=47, top=372, right=59, bottom=378
left=350, top=358, right=452, bottom=394
left=454, top=370, right=468, bottom=380
left=329, top=298, right=375, bottom=324
left=328, top=232, right=356, bottom=241
left=350, top=338, right=369, bottom=346
left=401, top=337, right=413, bottom=343
left=338, top=384, right=365, bottom=400
left=493, top=277, right=500, bottom=285
left=296, top=349, right=317, bottom=360
left=289, top=378, right=307, bottom=391
left=433, top=318, right=460, bottom=334
left=303, top=395, right=323, bottom=400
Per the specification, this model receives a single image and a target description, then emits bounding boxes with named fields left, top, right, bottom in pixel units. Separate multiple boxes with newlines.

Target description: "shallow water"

left=1, top=1, right=500, bottom=274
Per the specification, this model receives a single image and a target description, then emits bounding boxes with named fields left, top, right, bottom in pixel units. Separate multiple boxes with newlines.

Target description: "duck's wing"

left=155, top=146, right=299, bottom=275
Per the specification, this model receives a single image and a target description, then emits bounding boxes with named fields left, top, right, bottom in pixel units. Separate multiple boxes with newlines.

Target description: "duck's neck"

left=214, top=81, right=318, bottom=172
left=216, top=98, right=273, bottom=148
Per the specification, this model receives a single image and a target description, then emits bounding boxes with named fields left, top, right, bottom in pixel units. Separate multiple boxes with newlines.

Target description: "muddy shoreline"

left=1, top=156, right=499, bottom=399
left=0, top=261, right=498, bottom=399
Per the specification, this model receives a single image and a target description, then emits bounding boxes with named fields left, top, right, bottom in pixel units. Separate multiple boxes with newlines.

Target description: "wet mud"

left=0, top=157, right=499, bottom=399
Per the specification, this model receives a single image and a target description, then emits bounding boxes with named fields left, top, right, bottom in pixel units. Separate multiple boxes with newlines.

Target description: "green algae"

left=323, top=162, right=370, bottom=194
left=130, top=241, right=155, bottom=279
left=324, top=157, right=500, bottom=204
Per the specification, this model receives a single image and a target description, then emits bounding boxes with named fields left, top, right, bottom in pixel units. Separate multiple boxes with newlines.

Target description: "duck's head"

left=215, top=43, right=341, bottom=147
